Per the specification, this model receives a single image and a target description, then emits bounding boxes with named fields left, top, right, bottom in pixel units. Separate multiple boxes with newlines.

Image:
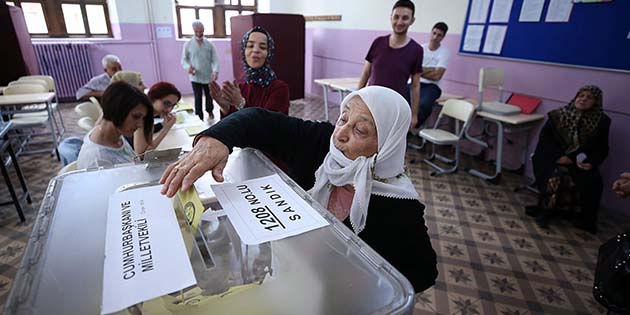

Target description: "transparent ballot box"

left=5, top=148, right=415, bottom=315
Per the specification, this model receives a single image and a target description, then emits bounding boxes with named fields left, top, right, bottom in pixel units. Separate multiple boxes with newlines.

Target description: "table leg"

left=0, top=141, right=26, bottom=222
left=321, top=85, right=330, bottom=121
left=6, top=135, right=31, bottom=204
left=468, top=119, right=503, bottom=184
left=46, top=100, right=60, bottom=160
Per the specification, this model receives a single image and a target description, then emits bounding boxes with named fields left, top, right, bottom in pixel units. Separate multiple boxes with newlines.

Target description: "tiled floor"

left=0, top=95, right=628, bottom=314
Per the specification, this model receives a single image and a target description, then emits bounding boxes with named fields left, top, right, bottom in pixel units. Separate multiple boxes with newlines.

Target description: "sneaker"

left=207, top=113, right=215, bottom=121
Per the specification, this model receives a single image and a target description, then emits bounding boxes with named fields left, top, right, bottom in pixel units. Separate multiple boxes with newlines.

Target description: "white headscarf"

left=309, top=86, right=419, bottom=234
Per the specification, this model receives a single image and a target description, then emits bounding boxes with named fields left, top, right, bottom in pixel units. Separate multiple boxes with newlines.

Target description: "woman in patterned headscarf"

left=527, top=85, right=610, bottom=233
left=209, top=26, right=290, bottom=118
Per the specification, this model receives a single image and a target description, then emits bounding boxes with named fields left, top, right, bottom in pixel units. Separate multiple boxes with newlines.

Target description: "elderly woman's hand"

left=160, top=137, right=229, bottom=197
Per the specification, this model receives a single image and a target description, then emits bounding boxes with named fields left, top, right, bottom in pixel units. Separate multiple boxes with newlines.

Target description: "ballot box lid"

left=5, top=148, right=415, bottom=315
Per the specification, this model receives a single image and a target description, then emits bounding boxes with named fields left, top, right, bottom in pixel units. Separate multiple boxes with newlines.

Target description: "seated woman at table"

left=110, top=70, right=146, bottom=91
left=76, top=81, right=153, bottom=168
left=209, top=26, right=289, bottom=118
left=526, top=85, right=610, bottom=233
left=160, top=86, right=438, bottom=293
left=132, top=81, right=181, bottom=154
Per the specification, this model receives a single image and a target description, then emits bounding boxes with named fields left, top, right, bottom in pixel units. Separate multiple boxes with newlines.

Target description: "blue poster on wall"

left=459, top=0, right=630, bottom=72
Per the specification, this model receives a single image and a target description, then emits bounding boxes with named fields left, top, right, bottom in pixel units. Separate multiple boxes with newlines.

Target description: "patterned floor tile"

left=445, top=265, right=479, bottom=289
left=557, top=263, right=593, bottom=286
left=490, top=202, right=520, bottom=216
left=447, top=292, right=482, bottom=315
left=478, top=249, right=511, bottom=269
left=438, top=223, right=464, bottom=239
left=575, top=290, right=607, bottom=315
left=507, top=235, right=542, bottom=254
left=465, top=212, right=494, bottom=228
left=439, top=241, right=471, bottom=261
left=516, top=255, right=554, bottom=279
left=459, top=197, right=486, bottom=211
left=485, top=273, right=525, bottom=299
left=471, top=228, right=502, bottom=247
left=1, top=96, right=629, bottom=314
left=493, top=303, right=530, bottom=315
left=432, top=193, right=456, bottom=206
left=529, top=282, right=572, bottom=310
left=414, top=288, right=438, bottom=314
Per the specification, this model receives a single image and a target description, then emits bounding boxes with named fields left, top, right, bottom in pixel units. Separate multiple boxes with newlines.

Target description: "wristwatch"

left=236, top=97, right=246, bottom=110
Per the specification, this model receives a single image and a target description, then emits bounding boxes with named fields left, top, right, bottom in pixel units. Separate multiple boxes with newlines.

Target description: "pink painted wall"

left=307, top=28, right=630, bottom=214
left=87, top=23, right=234, bottom=95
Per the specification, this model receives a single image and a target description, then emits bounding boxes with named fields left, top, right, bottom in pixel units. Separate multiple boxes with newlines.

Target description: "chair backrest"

left=438, top=99, right=476, bottom=137
left=3, top=83, right=48, bottom=95
left=57, top=161, right=79, bottom=176
left=8, top=79, right=49, bottom=92
left=75, top=101, right=102, bottom=121
left=479, top=68, right=504, bottom=91
left=19, top=75, right=56, bottom=92
left=77, top=116, right=96, bottom=131
left=89, top=96, right=101, bottom=107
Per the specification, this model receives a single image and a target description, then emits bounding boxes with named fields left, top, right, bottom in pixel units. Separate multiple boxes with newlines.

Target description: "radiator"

left=33, top=43, right=93, bottom=102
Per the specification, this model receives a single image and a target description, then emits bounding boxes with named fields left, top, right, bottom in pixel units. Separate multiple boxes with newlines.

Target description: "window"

left=6, top=0, right=112, bottom=38
left=175, top=0, right=257, bottom=38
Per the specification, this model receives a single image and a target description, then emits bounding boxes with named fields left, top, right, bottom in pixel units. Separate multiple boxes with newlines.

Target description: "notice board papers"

left=469, top=0, right=491, bottom=23
left=546, top=0, right=573, bottom=22
left=102, top=185, right=196, bottom=314
left=483, top=25, right=508, bottom=54
left=519, top=0, right=545, bottom=22
left=212, top=174, right=329, bottom=245
left=489, top=0, right=514, bottom=23
left=463, top=25, right=485, bottom=52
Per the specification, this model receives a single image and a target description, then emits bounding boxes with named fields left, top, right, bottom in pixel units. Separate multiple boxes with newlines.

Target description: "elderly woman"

left=76, top=81, right=153, bottom=168
left=132, top=81, right=181, bottom=154
left=110, top=70, right=146, bottom=91
left=209, top=26, right=290, bottom=118
left=527, top=85, right=610, bottom=233
left=161, top=86, right=437, bottom=292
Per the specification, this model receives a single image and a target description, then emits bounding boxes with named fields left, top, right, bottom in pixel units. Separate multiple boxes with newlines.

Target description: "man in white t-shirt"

left=407, top=22, right=450, bottom=127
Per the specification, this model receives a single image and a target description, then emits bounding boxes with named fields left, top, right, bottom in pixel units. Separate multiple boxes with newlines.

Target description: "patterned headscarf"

left=549, top=85, right=603, bottom=153
left=241, top=26, right=277, bottom=87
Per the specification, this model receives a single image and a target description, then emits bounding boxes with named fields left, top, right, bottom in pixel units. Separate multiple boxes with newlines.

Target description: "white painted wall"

left=269, top=0, right=468, bottom=34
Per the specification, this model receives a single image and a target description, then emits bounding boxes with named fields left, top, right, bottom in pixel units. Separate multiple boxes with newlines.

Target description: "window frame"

left=175, top=0, right=257, bottom=39
left=7, top=0, right=113, bottom=38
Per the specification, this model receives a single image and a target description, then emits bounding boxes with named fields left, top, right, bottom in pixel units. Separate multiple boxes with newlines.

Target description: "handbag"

left=593, top=232, right=630, bottom=314
left=542, top=166, right=578, bottom=211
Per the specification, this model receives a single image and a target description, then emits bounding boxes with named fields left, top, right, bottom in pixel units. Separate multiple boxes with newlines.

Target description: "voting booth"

left=5, top=148, right=415, bottom=315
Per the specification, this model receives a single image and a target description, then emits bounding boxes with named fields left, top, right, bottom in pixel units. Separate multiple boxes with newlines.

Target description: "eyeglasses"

left=163, top=100, right=176, bottom=109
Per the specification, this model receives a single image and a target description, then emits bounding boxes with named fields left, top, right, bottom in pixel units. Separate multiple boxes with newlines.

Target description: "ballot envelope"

left=5, top=148, right=415, bottom=315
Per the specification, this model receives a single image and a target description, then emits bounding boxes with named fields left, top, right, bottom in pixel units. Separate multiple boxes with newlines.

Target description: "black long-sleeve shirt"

left=200, top=108, right=438, bottom=292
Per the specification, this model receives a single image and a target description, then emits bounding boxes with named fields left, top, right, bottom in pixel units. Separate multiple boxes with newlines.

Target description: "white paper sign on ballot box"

left=102, top=186, right=196, bottom=315
left=211, top=174, right=329, bottom=245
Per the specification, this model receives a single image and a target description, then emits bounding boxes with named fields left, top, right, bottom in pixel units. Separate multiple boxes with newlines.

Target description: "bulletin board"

left=458, top=0, right=630, bottom=72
